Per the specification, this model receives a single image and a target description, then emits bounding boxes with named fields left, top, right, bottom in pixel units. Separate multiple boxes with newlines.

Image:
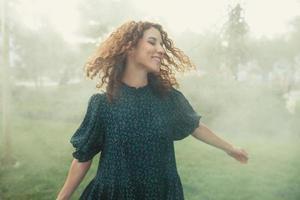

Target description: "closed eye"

left=148, top=41, right=164, bottom=49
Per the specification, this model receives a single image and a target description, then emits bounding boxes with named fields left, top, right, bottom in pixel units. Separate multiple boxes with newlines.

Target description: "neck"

left=121, top=63, right=148, bottom=88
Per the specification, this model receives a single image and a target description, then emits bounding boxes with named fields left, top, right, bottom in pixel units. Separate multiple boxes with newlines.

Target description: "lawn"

left=0, top=84, right=299, bottom=200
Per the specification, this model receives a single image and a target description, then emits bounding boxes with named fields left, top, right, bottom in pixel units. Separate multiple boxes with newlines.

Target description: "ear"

left=124, top=41, right=134, bottom=54
left=124, top=41, right=133, bottom=49
left=127, top=47, right=136, bottom=57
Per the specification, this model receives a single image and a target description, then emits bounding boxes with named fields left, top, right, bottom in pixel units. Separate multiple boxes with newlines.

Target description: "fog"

left=0, top=0, right=300, bottom=199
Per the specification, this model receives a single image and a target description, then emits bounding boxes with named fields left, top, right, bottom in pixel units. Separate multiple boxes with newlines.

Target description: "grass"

left=176, top=135, right=300, bottom=200
left=0, top=82, right=299, bottom=200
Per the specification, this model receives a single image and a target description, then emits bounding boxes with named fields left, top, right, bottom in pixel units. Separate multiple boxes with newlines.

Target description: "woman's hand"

left=191, top=123, right=249, bottom=164
left=56, top=159, right=92, bottom=200
left=225, top=146, right=249, bottom=164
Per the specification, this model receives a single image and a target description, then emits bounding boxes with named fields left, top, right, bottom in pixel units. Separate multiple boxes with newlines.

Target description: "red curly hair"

left=84, top=20, right=196, bottom=103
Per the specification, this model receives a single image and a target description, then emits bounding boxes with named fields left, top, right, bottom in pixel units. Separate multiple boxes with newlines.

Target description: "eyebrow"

left=148, top=36, right=163, bottom=45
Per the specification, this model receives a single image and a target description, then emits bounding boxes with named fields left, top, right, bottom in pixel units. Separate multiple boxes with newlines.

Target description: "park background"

left=0, top=0, right=300, bottom=199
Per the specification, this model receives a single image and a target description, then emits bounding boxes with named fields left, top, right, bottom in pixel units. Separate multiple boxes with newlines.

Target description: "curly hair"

left=84, top=20, right=196, bottom=103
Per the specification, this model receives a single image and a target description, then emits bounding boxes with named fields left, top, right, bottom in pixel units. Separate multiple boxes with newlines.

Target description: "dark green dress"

left=70, top=82, right=202, bottom=200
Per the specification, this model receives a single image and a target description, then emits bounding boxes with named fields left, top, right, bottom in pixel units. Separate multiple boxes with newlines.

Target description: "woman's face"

left=128, top=27, right=166, bottom=73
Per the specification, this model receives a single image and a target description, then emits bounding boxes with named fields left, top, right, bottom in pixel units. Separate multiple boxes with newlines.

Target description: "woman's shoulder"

left=87, top=92, right=107, bottom=108
left=166, top=86, right=193, bottom=106
left=168, top=86, right=184, bottom=98
left=90, top=92, right=106, bottom=99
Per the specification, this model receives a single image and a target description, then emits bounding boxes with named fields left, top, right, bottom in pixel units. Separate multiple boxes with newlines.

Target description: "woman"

left=56, top=20, right=248, bottom=200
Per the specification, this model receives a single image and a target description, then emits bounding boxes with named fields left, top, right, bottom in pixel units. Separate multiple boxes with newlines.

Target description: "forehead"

left=142, top=27, right=163, bottom=42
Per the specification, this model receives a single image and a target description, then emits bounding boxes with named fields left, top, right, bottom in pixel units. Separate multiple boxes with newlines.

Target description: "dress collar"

left=120, top=81, right=151, bottom=94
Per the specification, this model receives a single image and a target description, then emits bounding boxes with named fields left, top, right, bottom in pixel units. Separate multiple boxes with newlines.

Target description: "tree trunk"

left=1, top=0, right=15, bottom=166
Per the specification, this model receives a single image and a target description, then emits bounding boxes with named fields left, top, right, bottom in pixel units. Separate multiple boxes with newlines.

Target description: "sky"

left=131, top=0, right=300, bottom=38
left=12, top=0, right=300, bottom=43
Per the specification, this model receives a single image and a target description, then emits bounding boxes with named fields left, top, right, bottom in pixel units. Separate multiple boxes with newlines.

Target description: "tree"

left=75, top=0, right=141, bottom=72
left=1, top=0, right=15, bottom=166
left=12, top=19, right=82, bottom=87
left=176, top=30, right=223, bottom=75
left=220, top=3, right=250, bottom=80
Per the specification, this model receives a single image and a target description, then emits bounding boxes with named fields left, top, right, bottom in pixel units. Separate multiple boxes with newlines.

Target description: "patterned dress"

left=70, top=82, right=202, bottom=200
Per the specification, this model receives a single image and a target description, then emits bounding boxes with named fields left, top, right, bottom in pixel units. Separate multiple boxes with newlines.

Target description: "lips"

left=152, top=56, right=162, bottom=63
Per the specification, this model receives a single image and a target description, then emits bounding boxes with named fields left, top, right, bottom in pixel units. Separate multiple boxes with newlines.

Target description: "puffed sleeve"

left=70, top=93, right=105, bottom=162
left=170, top=87, right=202, bottom=141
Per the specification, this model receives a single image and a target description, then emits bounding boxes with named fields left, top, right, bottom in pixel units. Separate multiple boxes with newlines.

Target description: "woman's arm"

left=56, top=158, right=92, bottom=200
left=192, top=122, right=249, bottom=164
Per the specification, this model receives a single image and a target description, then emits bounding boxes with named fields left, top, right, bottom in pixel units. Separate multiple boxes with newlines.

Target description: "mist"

left=0, top=0, right=300, bottom=199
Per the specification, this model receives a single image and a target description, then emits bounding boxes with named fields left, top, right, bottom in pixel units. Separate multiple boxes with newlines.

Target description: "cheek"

left=136, top=50, right=152, bottom=63
left=133, top=43, right=155, bottom=65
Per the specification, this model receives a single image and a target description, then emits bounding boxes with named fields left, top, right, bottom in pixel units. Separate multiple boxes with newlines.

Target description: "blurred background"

left=0, top=0, right=300, bottom=199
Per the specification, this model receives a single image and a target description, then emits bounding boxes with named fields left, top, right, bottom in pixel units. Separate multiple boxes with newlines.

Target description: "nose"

left=157, top=45, right=165, bottom=57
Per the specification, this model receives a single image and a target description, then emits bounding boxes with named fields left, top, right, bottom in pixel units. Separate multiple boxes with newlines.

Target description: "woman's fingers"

left=231, top=147, right=249, bottom=163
